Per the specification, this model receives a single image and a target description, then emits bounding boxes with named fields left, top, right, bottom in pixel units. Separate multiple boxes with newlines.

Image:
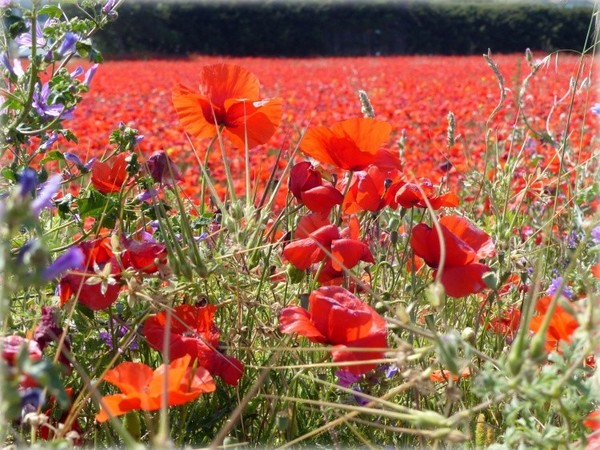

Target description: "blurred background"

left=89, top=0, right=596, bottom=57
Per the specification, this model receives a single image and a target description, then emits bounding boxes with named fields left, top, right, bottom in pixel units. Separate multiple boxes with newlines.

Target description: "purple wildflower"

left=42, top=247, right=85, bottom=280
left=146, top=150, right=182, bottom=185
left=0, top=0, right=12, bottom=8
left=546, top=276, right=573, bottom=300
left=31, top=174, right=61, bottom=216
left=591, top=103, right=600, bottom=117
left=19, top=168, right=38, bottom=197
left=384, top=364, right=399, bottom=379
left=58, top=32, right=78, bottom=57
left=591, top=226, right=600, bottom=245
left=15, top=20, right=47, bottom=49
left=99, top=324, right=138, bottom=352
left=32, top=83, right=65, bottom=119
left=102, top=0, right=117, bottom=14
left=1, top=53, right=15, bottom=77
left=33, top=307, right=63, bottom=350
left=70, top=66, right=84, bottom=78
left=40, top=133, right=60, bottom=151
left=64, top=152, right=95, bottom=171
left=20, top=388, right=45, bottom=418
left=84, top=64, right=99, bottom=87
left=335, top=370, right=361, bottom=388
left=352, top=386, right=369, bottom=406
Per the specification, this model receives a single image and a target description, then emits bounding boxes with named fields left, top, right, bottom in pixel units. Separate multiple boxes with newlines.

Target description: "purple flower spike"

left=43, top=247, right=85, bottom=280
left=33, top=307, right=63, bottom=350
left=32, top=174, right=61, bottom=216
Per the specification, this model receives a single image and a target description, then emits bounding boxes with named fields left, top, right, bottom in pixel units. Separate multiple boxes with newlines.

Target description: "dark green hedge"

left=93, top=2, right=596, bottom=57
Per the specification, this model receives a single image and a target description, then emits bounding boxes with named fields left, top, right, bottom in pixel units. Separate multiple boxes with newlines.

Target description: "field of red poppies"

left=64, top=54, right=596, bottom=206
left=3, top=18, right=600, bottom=447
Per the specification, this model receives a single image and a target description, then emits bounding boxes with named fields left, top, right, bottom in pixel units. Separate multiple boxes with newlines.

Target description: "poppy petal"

left=172, top=84, right=218, bottom=139
left=436, top=263, right=490, bottom=298
left=279, top=305, right=327, bottom=344
left=224, top=97, right=283, bottom=148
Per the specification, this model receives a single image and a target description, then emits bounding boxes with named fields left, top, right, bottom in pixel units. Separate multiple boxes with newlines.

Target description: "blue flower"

left=58, top=32, right=79, bottom=57
left=43, top=247, right=85, bottom=280
left=19, top=168, right=38, bottom=198
left=335, top=370, right=361, bottom=388
left=591, top=225, right=600, bottom=245
left=591, top=103, right=600, bottom=117
left=546, top=276, right=573, bottom=300
left=31, top=174, right=62, bottom=216
left=32, top=83, right=65, bottom=120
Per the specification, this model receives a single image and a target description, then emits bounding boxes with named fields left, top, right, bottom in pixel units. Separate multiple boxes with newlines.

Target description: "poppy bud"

left=286, top=265, right=305, bottom=284
left=123, top=411, right=141, bottom=441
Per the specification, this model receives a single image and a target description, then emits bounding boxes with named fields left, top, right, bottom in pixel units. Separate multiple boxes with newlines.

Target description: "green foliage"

left=93, top=2, right=595, bottom=57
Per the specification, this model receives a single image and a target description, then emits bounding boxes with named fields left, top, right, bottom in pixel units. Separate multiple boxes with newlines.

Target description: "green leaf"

left=1, top=167, right=17, bottom=183
left=40, top=150, right=66, bottom=165
left=38, top=4, right=63, bottom=18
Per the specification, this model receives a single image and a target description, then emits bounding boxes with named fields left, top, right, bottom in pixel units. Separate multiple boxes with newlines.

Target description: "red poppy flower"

left=288, top=161, right=343, bottom=214
left=96, top=354, right=215, bottom=423
left=529, top=295, right=579, bottom=352
left=279, top=286, right=387, bottom=374
left=392, top=178, right=459, bottom=210
left=121, top=232, right=168, bottom=274
left=342, top=165, right=402, bottom=214
left=289, top=161, right=322, bottom=200
left=410, top=215, right=494, bottom=298
left=142, top=304, right=244, bottom=386
left=584, top=411, right=600, bottom=431
left=58, top=238, right=121, bottom=311
left=283, top=217, right=374, bottom=273
left=91, top=153, right=130, bottom=194
left=172, top=63, right=283, bottom=149
left=300, top=118, right=392, bottom=171
left=486, top=306, right=521, bottom=339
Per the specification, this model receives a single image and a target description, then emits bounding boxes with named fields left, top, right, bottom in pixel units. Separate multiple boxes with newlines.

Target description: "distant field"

left=61, top=54, right=596, bottom=203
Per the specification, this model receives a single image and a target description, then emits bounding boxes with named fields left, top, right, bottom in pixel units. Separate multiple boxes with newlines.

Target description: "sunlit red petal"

left=224, top=97, right=283, bottom=148
left=439, top=216, right=495, bottom=258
